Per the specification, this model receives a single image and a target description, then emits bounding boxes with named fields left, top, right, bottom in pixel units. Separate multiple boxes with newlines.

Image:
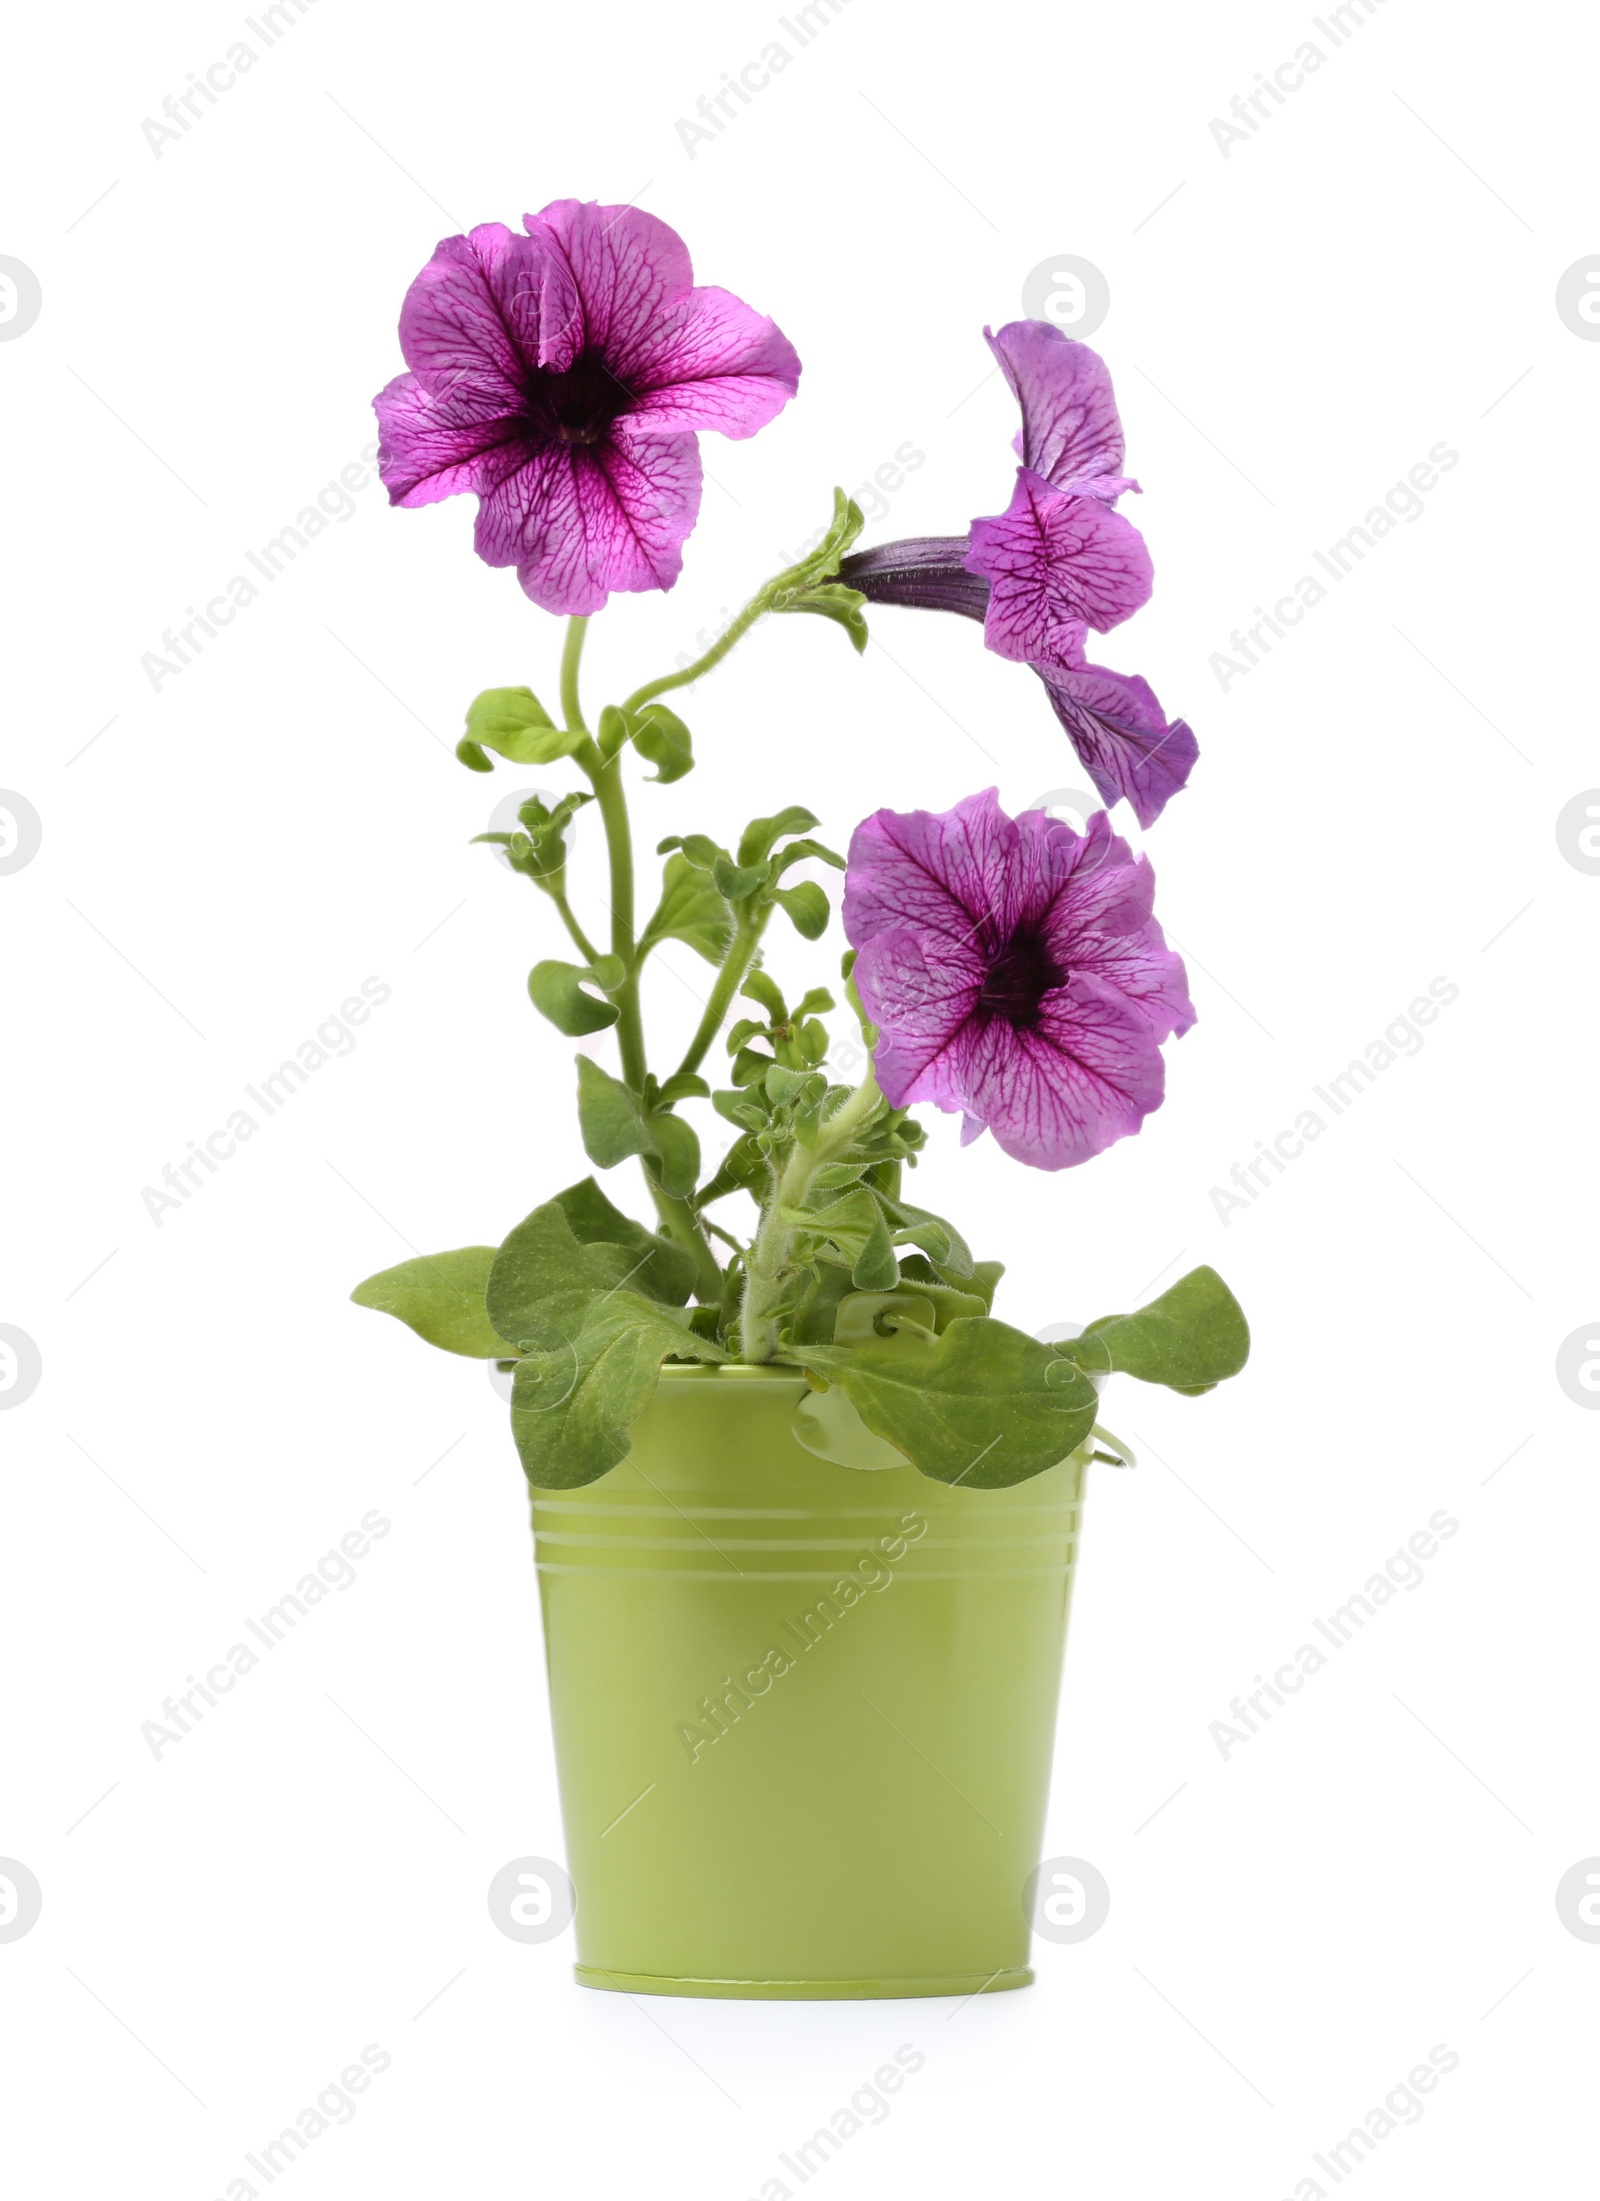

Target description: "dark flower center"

left=977, top=923, right=1066, bottom=1030
left=520, top=349, right=628, bottom=448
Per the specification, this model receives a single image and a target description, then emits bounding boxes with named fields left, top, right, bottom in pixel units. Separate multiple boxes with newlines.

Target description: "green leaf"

left=596, top=704, right=630, bottom=760
left=550, top=1176, right=696, bottom=1305
left=713, top=856, right=767, bottom=901
left=780, top=488, right=866, bottom=591
left=639, top=852, right=734, bottom=965
left=898, top=1278, right=990, bottom=1331
left=575, top=1056, right=658, bottom=1171
left=791, top=1316, right=1100, bottom=1488
left=737, top=806, right=819, bottom=868
left=880, top=1197, right=973, bottom=1278
left=788, top=1260, right=861, bottom=1346
left=649, top=1112, right=701, bottom=1201
left=772, top=581, right=868, bottom=654
left=695, top=1135, right=767, bottom=1208
left=474, top=790, right=591, bottom=891
left=1060, top=1266, right=1250, bottom=1395
left=527, top=959, right=619, bottom=1036
left=898, top=1251, right=1002, bottom=1308
left=789, top=1186, right=900, bottom=1292
left=510, top=1290, right=725, bottom=1488
left=730, top=1047, right=775, bottom=1087
left=772, top=880, right=830, bottom=940
left=740, top=971, right=787, bottom=1021
left=771, top=837, right=847, bottom=878
left=629, top=704, right=694, bottom=783
left=458, top=686, right=579, bottom=771
left=655, top=1072, right=710, bottom=1108
left=351, top=1247, right=506, bottom=1358
left=712, top=1086, right=769, bottom=1130
left=574, top=1057, right=702, bottom=1201
left=657, top=832, right=722, bottom=870
left=486, top=1201, right=623, bottom=1351
left=764, top=1064, right=822, bottom=1107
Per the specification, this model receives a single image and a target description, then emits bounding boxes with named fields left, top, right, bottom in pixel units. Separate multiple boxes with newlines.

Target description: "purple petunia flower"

left=845, top=788, right=1193, bottom=1172
left=964, top=464, right=1153, bottom=666
left=374, top=200, right=800, bottom=615
left=838, top=321, right=1195, bottom=830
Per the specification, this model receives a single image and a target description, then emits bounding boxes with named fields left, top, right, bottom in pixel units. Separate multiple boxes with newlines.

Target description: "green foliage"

left=775, top=488, right=866, bottom=594
left=1053, top=1267, right=1250, bottom=1395
left=550, top=1176, right=697, bottom=1305
left=791, top=1316, right=1102, bottom=1489
left=486, top=1198, right=725, bottom=1487
left=639, top=851, right=735, bottom=965
left=772, top=580, right=869, bottom=654
left=351, top=502, right=1249, bottom=1491
left=738, top=807, right=818, bottom=867
left=350, top=1246, right=505, bottom=1358
left=510, top=1295, right=722, bottom=1487
left=575, top=1056, right=699, bottom=1198
left=528, top=958, right=621, bottom=1036
left=772, top=880, right=830, bottom=938
left=628, top=703, right=694, bottom=782
left=783, top=1264, right=1250, bottom=1486
left=473, top=791, right=592, bottom=897
left=457, top=687, right=581, bottom=772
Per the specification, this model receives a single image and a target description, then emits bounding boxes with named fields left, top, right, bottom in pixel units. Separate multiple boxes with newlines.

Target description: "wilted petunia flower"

left=374, top=200, right=800, bottom=615
left=844, top=788, right=1193, bottom=1171
left=838, top=322, right=1195, bottom=829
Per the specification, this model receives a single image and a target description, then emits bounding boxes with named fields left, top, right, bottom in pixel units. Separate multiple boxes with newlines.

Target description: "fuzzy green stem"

left=560, top=614, right=590, bottom=733
left=619, top=589, right=773, bottom=718
left=567, top=640, right=722, bottom=1302
left=741, top=1068, right=884, bottom=1363
left=674, top=907, right=768, bottom=1083
left=579, top=738, right=645, bottom=1088
left=548, top=888, right=603, bottom=969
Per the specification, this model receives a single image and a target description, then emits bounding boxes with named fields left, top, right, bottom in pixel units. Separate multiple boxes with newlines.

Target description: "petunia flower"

left=845, top=788, right=1193, bottom=1171
left=964, top=463, right=1152, bottom=666
left=374, top=200, right=800, bottom=615
left=837, top=321, right=1195, bottom=829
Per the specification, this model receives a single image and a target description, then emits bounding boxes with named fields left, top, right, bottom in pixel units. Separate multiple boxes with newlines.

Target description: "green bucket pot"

left=533, top=1363, right=1088, bottom=2000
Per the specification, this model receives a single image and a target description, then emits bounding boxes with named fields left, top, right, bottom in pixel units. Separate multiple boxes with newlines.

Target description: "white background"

left=2, top=0, right=1596, bottom=2194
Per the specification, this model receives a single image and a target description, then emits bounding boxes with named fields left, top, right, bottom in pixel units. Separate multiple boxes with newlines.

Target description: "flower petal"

left=844, top=789, right=1017, bottom=954
left=473, top=435, right=702, bottom=615
left=528, top=203, right=798, bottom=439
left=612, top=283, right=800, bottom=440
left=373, top=371, right=524, bottom=507
left=399, top=223, right=579, bottom=398
left=1031, top=813, right=1195, bottom=1042
left=1035, top=659, right=1198, bottom=829
left=949, top=973, right=1165, bottom=1170
left=986, top=321, right=1127, bottom=489
left=526, top=200, right=695, bottom=381
left=966, top=469, right=1153, bottom=665
left=852, top=924, right=985, bottom=1111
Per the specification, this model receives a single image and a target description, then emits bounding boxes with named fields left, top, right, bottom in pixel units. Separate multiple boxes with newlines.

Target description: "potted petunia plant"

left=352, top=200, right=1248, bottom=2001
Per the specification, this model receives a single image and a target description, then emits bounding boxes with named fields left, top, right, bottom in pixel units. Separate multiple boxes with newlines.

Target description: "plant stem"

left=674, top=908, right=767, bottom=1082
left=620, top=588, right=773, bottom=718
left=582, top=738, right=646, bottom=1088
left=564, top=620, right=722, bottom=1303
left=650, top=1184, right=726, bottom=1302
left=741, top=1068, right=883, bottom=1363
left=549, top=889, right=603, bottom=969
left=560, top=614, right=590, bottom=732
